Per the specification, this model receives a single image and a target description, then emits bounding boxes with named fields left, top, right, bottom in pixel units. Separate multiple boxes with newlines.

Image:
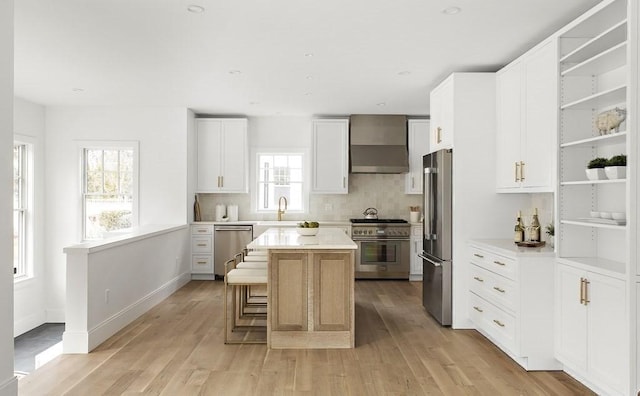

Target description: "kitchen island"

left=247, top=227, right=357, bottom=349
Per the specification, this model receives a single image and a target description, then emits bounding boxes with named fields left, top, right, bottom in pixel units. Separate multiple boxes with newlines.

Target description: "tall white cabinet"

left=496, top=39, right=557, bottom=193
left=555, top=0, right=634, bottom=394
left=311, top=119, right=349, bottom=194
left=196, top=118, right=248, bottom=193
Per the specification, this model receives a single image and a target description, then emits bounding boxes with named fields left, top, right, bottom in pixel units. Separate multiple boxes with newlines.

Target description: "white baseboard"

left=63, top=272, right=190, bottom=354
left=0, top=375, right=17, bottom=396
left=45, top=309, right=65, bottom=323
left=13, top=311, right=46, bottom=337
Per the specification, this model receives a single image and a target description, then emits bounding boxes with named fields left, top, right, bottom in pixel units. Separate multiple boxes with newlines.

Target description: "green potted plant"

left=586, top=157, right=608, bottom=181
left=604, top=154, right=626, bottom=180
left=545, top=223, right=555, bottom=248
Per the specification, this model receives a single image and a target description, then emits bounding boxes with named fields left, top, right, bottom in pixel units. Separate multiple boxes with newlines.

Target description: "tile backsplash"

left=197, top=173, right=422, bottom=222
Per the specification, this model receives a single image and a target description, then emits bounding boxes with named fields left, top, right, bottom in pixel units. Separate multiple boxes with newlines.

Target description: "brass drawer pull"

left=493, top=260, right=506, bottom=266
left=493, top=319, right=505, bottom=327
left=197, top=243, right=207, bottom=247
left=473, top=253, right=484, bottom=258
left=473, top=306, right=483, bottom=313
left=493, top=286, right=505, bottom=293
left=473, top=276, right=484, bottom=282
left=197, top=229, right=207, bottom=233
left=196, top=261, right=207, bottom=265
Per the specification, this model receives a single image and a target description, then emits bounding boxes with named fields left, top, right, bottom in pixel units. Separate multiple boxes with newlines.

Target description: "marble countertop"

left=469, top=238, right=555, bottom=257
left=192, top=220, right=352, bottom=226
left=247, top=227, right=357, bottom=250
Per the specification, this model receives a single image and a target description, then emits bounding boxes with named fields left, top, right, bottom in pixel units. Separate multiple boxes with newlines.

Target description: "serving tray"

left=515, top=241, right=546, bottom=248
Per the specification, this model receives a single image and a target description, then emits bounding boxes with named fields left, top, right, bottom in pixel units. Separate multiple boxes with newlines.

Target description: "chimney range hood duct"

left=349, top=114, right=409, bottom=173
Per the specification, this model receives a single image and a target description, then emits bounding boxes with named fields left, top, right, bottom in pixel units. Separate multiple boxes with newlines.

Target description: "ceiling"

left=14, top=0, right=601, bottom=117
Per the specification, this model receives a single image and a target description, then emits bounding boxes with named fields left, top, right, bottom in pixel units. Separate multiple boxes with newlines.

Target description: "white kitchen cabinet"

left=496, top=39, right=556, bottom=192
left=311, top=119, right=349, bottom=194
left=191, top=224, right=215, bottom=279
left=409, top=224, right=422, bottom=281
left=467, top=240, right=558, bottom=370
left=196, top=118, right=248, bottom=193
left=555, top=262, right=627, bottom=395
left=405, top=120, right=429, bottom=194
left=429, top=77, right=453, bottom=152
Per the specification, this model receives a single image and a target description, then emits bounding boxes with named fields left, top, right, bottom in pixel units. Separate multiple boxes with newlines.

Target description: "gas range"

left=349, top=219, right=410, bottom=240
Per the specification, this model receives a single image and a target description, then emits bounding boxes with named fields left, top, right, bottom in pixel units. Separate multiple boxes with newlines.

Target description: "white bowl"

left=611, top=212, right=626, bottom=220
left=600, top=212, right=612, bottom=219
left=296, top=227, right=319, bottom=236
left=589, top=211, right=600, bottom=218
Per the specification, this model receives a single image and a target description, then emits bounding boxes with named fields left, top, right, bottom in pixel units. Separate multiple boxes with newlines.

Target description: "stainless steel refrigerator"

left=419, top=149, right=452, bottom=326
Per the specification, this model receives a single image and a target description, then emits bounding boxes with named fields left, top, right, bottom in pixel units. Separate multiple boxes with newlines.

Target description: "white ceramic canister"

left=215, top=204, right=226, bottom=221
left=228, top=205, right=239, bottom=222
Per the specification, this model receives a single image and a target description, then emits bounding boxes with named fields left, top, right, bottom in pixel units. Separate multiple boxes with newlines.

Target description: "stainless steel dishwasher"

left=214, top=225, right=253, bottom=277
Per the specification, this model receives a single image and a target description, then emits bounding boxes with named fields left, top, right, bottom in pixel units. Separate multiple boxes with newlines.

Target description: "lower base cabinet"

left=555, top=262, right=627, bottom=396
left=468, top=240, right=558, bottom=370
left=191, top=225, right=215, bottom=279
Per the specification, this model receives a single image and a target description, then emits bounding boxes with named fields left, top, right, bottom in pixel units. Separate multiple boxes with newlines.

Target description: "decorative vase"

left=585, top=168, right=606, bottom=181
left=604, top=166, right=626, bottom=180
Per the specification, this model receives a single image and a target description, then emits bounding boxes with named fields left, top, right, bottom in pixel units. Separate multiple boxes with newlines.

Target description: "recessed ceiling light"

left=304, top=53, right=314, bottom=58
left=304, top=92, right=313, bottom=96
left=187, top=5, right=205, bottom=13
left=398, top=71, right=411, bottom=76
left=229, top=70, right=242, bottom=75
left=249, top=101, right=260, bottom=105
left=442, top=6, right=461, bottom=15
left=305, top=75, right=313, bottom=80
left=376, top=102, right=386, bottom=107
left=72, top=88, right=84, bottom=92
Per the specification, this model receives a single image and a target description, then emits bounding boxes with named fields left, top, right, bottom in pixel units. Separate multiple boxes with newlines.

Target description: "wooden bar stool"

left=223, top=259, right=267, bottom=344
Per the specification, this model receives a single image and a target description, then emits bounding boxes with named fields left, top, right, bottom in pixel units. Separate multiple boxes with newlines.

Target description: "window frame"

left=251, top=148, right=310, bottom=215
left=13, top=138, right=33, bottom=281
left=79, top=141, right=139, bottom=241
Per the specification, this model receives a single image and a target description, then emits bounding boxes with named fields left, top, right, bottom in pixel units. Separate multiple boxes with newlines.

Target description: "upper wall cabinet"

left=496, top=39, right=557, bottom=193
left=196, top=118, right=248, bottom=193
left=312, top=119, right=349, bottom=194
left=405, top=119, right=430, bottom=194
left=429, top=77, right=454, bottom=152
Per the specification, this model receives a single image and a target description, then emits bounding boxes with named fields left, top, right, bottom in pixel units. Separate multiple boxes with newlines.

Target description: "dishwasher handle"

left=215, top=226, right=253, bottom=232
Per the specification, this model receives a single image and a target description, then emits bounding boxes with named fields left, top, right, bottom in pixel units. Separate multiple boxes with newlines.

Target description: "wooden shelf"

left=560, top=20, right=627, bottom=64
left=557, top=256, right=626, bottom=278
left=561, top=41, right=626, bottom=77
left=561, top=84, right=626, bottom=110
left=560, top=131, right=626, bottom=148
left=561, top=219, right=626, bottom=230
left=561, top=178, right=626, bottom=185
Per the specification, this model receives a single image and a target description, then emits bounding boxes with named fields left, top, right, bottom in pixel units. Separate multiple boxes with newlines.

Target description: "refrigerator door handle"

left=418, top=252, right=442, bottom=267
left=424, top=167, right=436, bottom=239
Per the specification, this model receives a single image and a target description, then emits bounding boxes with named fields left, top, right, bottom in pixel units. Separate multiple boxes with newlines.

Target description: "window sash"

left=13, top=143, right=27, bottom=278
left=256, top=153, right=304, bottom=212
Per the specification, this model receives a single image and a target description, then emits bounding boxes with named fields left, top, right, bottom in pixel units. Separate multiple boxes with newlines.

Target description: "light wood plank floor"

left=19, top=280, right=594, bottom=395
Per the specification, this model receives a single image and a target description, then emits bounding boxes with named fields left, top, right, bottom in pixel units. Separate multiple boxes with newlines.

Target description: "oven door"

left=354, top=239, right=409, bottom=279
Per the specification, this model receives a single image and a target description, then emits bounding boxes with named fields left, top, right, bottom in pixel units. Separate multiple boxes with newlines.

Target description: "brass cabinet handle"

left=473, top=306, right=483, bottom=313
left=217, top=176, right=221, bottom=188
left=197, top=229, right=208, bottom=233
left=436, top=127, right=442, bottom=143
left=493, top=319, right=505, bottom=327
left=579, top=278, right=584, bottom=304
left=493, top=260, right=506, bottom=266
left=220, top=176, right=224, bottom=187
left=520, top=161, right=525, bottom=181
left=196, top=261, right=207, bottom=265
left=583, top=278, right=590, bottom=305
left=515, top=162, right=520, bottom=182
left=412, top=177, right=415, bottom=189
left=473, top=253, right=484, bottom=258
left=197, top=243, right=207, bottom=247
left=493, top=286, right=505, bottom=293
left=343, top=177, right=346, bottom=188
left=473, top=276, right=484, bottom=282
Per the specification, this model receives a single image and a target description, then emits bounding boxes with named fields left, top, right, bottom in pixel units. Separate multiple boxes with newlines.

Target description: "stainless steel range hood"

left=349, top=115, right=409, bottom=173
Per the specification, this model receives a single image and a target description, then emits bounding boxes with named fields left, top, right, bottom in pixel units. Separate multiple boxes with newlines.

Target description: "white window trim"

left=250, top=147, right=310, bottom=215
left=77, top=140, right=140, bottom=241
left=13, top=135, right=34, bottom=282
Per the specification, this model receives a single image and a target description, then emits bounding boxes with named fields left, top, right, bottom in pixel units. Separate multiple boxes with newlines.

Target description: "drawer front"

left=469, top=291, right=516, bottom=353
left=191, top=255, right=213, bottom=273
left=411, top=226, right=422, bottom=237
left=191, top=237, right=212, bottom=253
left=192, top=225, right=213, bottom=235
left=469, top=264, right=517, bottom=313
left=469, top=246, right=517, bottom=281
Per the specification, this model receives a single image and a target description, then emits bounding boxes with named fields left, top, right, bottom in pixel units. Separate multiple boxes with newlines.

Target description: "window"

left=82, top=144, right=138, bottom=240
left=257, top=153, right=304, bottom=212
left=13, top=142, right=30, bottom=279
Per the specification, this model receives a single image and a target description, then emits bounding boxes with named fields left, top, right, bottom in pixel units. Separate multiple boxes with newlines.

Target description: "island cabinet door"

left=313, top=252, right=353, bottom=331
left=270, top=252, right=308, bottom=331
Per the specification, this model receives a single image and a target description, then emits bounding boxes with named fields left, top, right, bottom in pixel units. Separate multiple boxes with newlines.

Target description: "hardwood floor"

left=19, top=280, right=594, bottom=395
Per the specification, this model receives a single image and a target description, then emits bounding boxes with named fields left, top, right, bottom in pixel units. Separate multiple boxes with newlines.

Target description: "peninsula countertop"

left=247, top=227, right=357, bottom=250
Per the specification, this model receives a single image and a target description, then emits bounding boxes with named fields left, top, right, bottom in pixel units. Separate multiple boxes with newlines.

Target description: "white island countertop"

left=247, top=227, right=357, bottom=250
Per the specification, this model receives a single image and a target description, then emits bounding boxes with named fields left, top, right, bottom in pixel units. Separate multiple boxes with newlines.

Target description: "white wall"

left=0, top=0, right=17, bottom=394
left=13, top=98, right=46, bottom=337
left=44, top=107, right=190, bottom=321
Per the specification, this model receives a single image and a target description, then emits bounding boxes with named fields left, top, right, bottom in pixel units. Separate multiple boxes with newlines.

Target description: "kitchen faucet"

left=277, top=196, right=288, bottom=221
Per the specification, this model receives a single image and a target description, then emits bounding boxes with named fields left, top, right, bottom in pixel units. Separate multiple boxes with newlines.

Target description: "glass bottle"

left=514, top=211, right=524, bottom=243
left=530, top=208, right=541, bottom=242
